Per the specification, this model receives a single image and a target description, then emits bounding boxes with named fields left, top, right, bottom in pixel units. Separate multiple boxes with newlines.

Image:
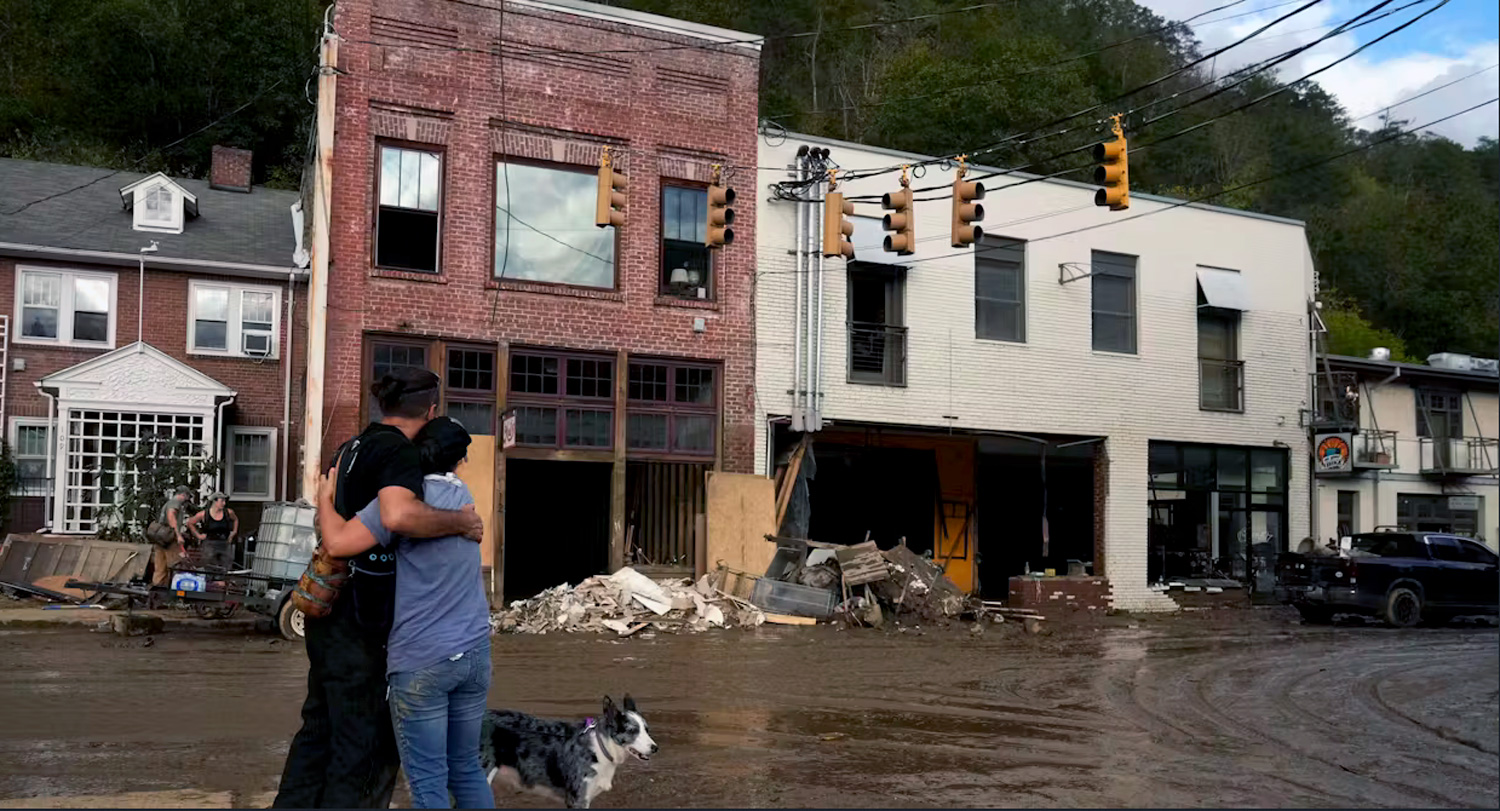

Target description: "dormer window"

left=119, top=173, right=197, bottom=235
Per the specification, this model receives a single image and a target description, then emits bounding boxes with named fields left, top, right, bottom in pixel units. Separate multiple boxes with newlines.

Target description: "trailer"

left=67, top=567, right=307, bottom=640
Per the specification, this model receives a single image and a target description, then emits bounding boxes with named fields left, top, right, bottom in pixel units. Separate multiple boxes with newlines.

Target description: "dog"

left=480, top=695, right=658, bottom=809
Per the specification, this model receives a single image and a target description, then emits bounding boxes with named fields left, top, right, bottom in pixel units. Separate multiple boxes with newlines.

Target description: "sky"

left=1136, top=0, right=1499, bottom=145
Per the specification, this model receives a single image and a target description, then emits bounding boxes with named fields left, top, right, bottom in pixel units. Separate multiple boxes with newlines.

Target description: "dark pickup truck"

left=1276, top=532, right=1499, bottom=626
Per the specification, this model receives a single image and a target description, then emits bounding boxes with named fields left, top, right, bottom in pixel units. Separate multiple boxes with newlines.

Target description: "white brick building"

left=1312, top=352, right=1498, bottom=549
left=753, top=134, right=1315, bottom=611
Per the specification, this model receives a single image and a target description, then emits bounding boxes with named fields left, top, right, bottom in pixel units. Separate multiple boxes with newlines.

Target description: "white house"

left=1312, top=351, right=1498, bottom=548
left=754, top=134, right=1315, bottom=611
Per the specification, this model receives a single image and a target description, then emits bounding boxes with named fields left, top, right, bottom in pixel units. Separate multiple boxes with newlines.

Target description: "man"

left=273, top=368, right=484, bottom=809
left=150, top=486, right=193, bottom=588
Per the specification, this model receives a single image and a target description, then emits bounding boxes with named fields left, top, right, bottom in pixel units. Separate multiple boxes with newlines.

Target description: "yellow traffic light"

left=950, top=158, right=985, bottom=248
left=881, top=168, right=915, bottom=255
left=706, top=180, right=736, bottom=248
left=822, top=192, right=855, bottom=259
left=596, top=147, right=627, bottom=227
left=1093, top=114, right=1129, bottom=211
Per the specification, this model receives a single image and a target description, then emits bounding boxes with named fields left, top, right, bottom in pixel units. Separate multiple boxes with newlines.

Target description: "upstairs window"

left=1091, top=250, right=1137, bottom=354
left=1416, top=390, right=1463, bottom=438
left=495, top=162, right=616, bottom=289
left=847, top=263, right=906, bottom=386
left=661, top=185, right=711, bottom=299
left=189, top=281, right=280, bottom=358
left=975, top=237, right=1025, bottom=342
left=376, top=145, right=442, bottom=273
left=1198, top=306, right=1242, bottom=412
left=16, top=268, right=116, bottom=349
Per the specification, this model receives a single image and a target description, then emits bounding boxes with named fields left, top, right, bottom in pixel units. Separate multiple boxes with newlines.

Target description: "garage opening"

left=625, top=461, right=709, bottom=569
left=806, top=443, right=938, bottom=553
left=504, top=459, right=611, bottom=600
left=976, top=449, right=1095, bottom=600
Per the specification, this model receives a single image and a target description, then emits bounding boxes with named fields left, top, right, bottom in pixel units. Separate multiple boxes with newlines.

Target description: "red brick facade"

left=320, top=0, right=760, bottom=470
left=1, top=256, right=307, bottom=533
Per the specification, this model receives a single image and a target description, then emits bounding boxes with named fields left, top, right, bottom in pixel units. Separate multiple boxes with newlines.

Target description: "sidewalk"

left=0, top=789, right=277, bottom=808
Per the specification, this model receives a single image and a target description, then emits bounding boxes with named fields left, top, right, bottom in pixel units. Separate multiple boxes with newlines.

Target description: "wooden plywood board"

left=455, top=438, right=496, bottom=570
left=705, top=471, right=778, bottom=578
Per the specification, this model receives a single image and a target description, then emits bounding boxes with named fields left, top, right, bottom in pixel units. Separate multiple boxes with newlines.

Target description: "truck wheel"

left=277, top=597, right=306, bottom=642
left=1384, top=587, right=1422, bottom=628
left=1297, top=605, right=1334, bottom=625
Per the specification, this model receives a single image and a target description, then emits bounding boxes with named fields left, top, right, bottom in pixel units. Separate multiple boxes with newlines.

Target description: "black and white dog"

left=479, top=695, right=658, bottom=809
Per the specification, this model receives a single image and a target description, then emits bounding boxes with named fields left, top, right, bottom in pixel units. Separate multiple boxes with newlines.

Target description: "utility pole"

left=301, top=14, right=338, bottom=502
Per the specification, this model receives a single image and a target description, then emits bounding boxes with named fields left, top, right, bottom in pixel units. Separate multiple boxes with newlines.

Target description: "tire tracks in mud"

left=1099, top=629, right=1498, bottom=808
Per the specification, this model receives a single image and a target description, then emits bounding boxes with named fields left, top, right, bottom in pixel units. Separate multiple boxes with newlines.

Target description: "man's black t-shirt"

left=330, top=422, right=423, bottom=634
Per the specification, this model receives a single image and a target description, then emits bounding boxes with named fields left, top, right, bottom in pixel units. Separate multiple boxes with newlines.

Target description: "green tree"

left=94, top=433, right=221, bottom=543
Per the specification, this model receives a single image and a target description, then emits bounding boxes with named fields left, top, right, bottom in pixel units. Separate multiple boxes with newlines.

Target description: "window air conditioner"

left=242, top=331, right=272, bottom=357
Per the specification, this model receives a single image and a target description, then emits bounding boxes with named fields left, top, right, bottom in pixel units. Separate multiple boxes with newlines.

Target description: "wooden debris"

left=764, top=612, right=817, bottom=626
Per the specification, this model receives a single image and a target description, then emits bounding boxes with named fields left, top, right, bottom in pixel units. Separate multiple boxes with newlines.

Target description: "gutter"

left=0, top=241, right=308, bottom=282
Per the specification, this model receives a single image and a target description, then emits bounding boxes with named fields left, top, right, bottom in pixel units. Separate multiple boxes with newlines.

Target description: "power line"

left=1349, top=62, right=1498, bottom=123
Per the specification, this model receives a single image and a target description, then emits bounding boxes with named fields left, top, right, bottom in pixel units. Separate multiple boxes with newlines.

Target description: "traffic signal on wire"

left=1093, top=114, right=1129, bottom=211
left=950, top=158, right=985, bottom=248
left=595, top=147, right=628, bottom=227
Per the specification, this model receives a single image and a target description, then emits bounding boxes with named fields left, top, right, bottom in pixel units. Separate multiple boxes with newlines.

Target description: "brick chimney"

left=210, top=145, right=253, bottom=192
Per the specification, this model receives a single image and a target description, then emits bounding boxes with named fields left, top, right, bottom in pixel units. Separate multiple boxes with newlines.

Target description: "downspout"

left=216, top=397, right=234, bottom=494
left=301, top=24, right=338, bottom=502
left=791, top=149, right=805, bottom=432
left=282, top=271, right=296, bottom=502
left=803, top=153, right=816, bottom=433
left=812, top=166, right=826, bottom=432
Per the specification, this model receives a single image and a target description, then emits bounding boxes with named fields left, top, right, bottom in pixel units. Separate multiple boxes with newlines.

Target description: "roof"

left=776, top=131, right=1307, bottom=228
left=512, top=0, right=761, bottom=53
left=0, top=158, right=301, bottom=272
left=1323, top=353, right=1500, bottom=386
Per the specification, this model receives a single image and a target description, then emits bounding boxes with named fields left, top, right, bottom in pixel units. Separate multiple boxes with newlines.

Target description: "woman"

left=317, top=417, right=493, bottom=810
left=186, top=492, right=238, bottom=572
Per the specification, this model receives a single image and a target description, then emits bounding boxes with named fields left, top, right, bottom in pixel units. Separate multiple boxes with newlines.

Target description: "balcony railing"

left=1200, top=358, right=1245, bottom=412
left=1419, top=437, right=1499, bottom=475
left=1354, top=430, right=1398, bottom=469
left=848, top=322, right=907, bottom=386
left=1311, top=370, right=1360, bottom=429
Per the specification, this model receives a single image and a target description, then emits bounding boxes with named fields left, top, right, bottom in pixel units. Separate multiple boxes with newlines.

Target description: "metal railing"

left=848, top=322, right=907, bottom=386
left=1419, top=437, right=1499, bottom=475
left=1199, top=358, right=1245, bottom=411
left=1355, top=430, right=1398, bottom=468
left=1311, top=370, right=1360, bottom=428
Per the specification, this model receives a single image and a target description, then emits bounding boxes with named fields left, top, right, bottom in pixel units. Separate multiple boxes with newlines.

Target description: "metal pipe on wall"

left=813, top=174, right=826, bottom=432
left=791, top=151, right=805, bottom=432
left=282, top=270, right=296, bottom=502
left=802, top=151, right=816, bottom=433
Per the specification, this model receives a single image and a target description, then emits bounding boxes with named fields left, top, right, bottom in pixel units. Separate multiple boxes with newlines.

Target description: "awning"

left=1197, top=267, right=1248, bottom=310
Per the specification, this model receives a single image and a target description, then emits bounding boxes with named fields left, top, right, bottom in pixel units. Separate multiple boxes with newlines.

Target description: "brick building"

left=0, top=149, right=308, bottom=538
left=756, top=134, right=1315, bottom=612
left=317, top=0, right=760, bottom=599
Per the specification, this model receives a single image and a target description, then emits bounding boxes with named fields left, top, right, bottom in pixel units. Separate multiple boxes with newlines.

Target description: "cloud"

left=1137, top=0, right=1498, bottom=144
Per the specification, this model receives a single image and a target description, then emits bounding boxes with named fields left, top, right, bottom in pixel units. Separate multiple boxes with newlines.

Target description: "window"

left=1416, top=390, right=1463, bottom=438
left=8, top=418, right=52, bottom=496
left=495, top=162, right=615, bottom=288
left=1091, top=250, right=1136, bottom=354
left=1427, top=536, right=1466, bottom=562
left=376, top=145, right=442, bottom=272
left=847, top=264, right=906, bottom=386
left=227, top=427, right=276, bottom=500
left=1198, top=307, right=1242, bottom=411
left=507, top=350, right=615, bottom=450
left=446, top=347, right=497, bottom=435
left=132, top=181, right=184, bottom=233
left=627, top=361, right=717, bottom=458
left=975, top=237, right=1025, bottom=342
left=369, top=340, right=429, bottom=422
left=61, top=410, right=207, bottom=533
left=188, top=282, right=280, bottom=358
left=16, top=268, right=116, bottom=348
left=1337, top=490, right=1359, bottom=537
left=1458, top=539, right=1498, bottom=565
left=660, top=186, right=711, bottom=298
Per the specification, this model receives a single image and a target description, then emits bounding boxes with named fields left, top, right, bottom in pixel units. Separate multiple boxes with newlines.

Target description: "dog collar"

left=584, top=717, right=597, bottom=731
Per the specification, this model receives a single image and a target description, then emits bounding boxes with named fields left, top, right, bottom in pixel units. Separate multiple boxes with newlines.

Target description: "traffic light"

left=822, top=179, right=855, bottom=259
left=881, top=169, right=915, bottom=255
left=595, top=147, right=627, bottom=227
left=706, top=179, right=735, bottom=248
left=1093, top=114, right=1129, bottom=211
left=951, top=159, right=985, bottom=248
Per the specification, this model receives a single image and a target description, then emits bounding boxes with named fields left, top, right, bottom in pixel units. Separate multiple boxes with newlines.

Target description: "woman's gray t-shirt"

left=356, top=473, right=489, bottom=676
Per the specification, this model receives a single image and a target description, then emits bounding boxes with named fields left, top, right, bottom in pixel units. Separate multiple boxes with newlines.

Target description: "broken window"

left=376, top=145, right=442, bottom=273
left=661, top=185, right=711, bottom=299
left=847, top=263, right=906, bottom=386
left=507, top=350, right=614, bottom=450
left=975, top=237, right=1024, bottom=342
left=1091, top=250, right=1136, bottom=354
left=626, top=360, right=717, bottom=458
left=495, top=161, right=615, bottom=288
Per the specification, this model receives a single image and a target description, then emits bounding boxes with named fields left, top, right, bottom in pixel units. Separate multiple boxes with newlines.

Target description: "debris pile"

left=491, top=567, right=765, bottom=636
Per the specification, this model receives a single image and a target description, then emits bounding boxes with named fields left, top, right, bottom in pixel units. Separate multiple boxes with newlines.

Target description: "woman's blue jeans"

left=387, top=641, right=494, bottom=809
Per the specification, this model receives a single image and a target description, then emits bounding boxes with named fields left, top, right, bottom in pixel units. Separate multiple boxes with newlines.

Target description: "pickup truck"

left=1275, top=532, right=1499, bottom=627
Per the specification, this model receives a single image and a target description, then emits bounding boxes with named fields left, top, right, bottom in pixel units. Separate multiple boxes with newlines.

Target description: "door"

left=1425, top=536, right=1482, bottom=606
left=1458, top=539, right=1499, bottom=608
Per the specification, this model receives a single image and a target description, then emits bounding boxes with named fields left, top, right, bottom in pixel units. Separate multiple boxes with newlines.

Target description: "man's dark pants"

left=272, top=595, right=400, bottom=808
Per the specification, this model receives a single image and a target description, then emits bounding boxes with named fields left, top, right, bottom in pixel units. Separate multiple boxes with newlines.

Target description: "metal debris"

left=491, top=567, right=765, bottom=635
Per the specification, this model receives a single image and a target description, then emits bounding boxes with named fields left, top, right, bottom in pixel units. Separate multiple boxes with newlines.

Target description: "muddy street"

left=0, top=612, right=1495, bottom=809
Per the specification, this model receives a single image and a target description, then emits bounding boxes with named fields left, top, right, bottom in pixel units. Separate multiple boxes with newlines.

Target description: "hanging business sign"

left=500, top=409, right=517, bottom=451
left=1314, top=433, right=1353, bottom=473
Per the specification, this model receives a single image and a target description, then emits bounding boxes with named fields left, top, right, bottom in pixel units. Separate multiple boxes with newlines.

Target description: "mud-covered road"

left=0, top=611, right=1495, bottom=808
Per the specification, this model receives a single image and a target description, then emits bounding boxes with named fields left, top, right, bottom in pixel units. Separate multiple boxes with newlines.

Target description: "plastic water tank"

left=250, top=502, right=318, bottom=581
